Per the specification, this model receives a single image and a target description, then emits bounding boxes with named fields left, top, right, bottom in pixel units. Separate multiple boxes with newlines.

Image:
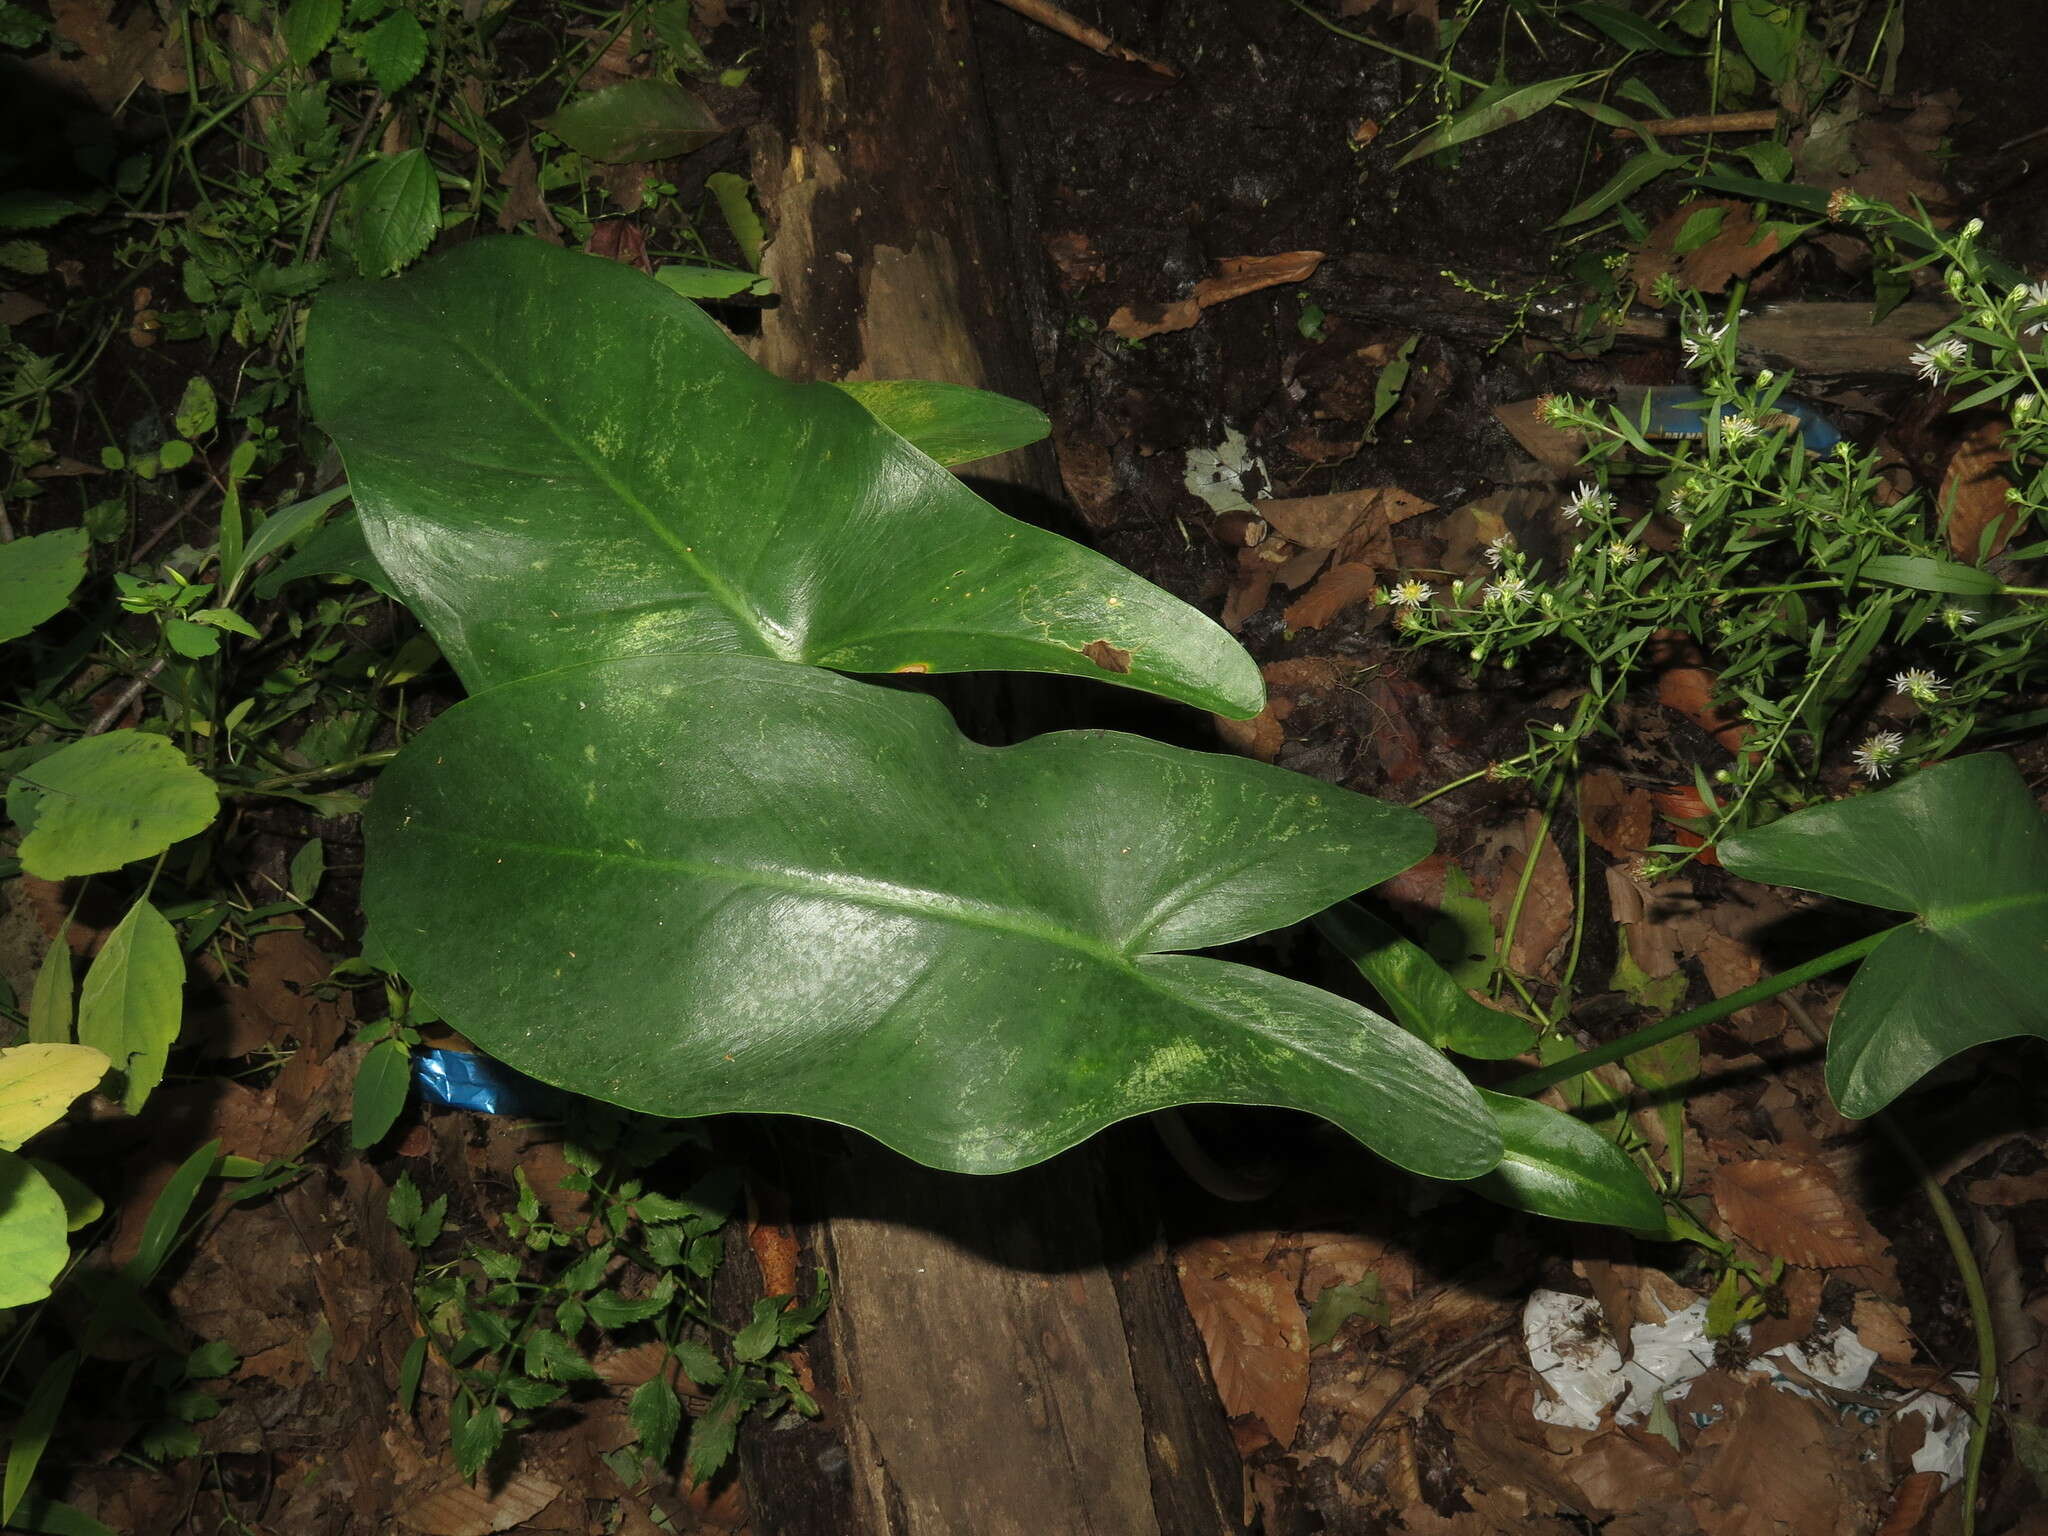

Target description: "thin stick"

left=983, top=0, right=1179, bottom=76
left=1622, top=110, right=1778, bottom=137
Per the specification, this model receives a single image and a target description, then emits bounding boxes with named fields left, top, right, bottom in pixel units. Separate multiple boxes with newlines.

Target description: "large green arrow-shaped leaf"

left=364, top=654, right=1500, bottom=1179
left=1720, top=753, right=2048, bottom=1117
left=306, top=237, right=1261, bottom=717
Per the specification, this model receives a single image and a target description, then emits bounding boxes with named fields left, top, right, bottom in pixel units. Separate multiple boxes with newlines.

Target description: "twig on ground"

left=1622, top=110, right=1779, bottom=137
left=984, top=0, right=1179, bottom=76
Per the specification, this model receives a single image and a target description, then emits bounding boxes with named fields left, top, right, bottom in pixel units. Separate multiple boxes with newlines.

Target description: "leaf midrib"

left=408, top=826, right=1136, bottom=966
left=418, top=291, right=802, bottom=663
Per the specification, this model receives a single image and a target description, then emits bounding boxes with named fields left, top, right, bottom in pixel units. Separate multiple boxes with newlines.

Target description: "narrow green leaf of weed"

left=282, top=0, right=341, bottom=66
left=350, top=1037, right=411, bottom=1150
left=1, top=1348, right=76, bottom=1522
left=185, top=1340, right=239, bottom=1379
left=1312, top=901, right=1536, bottom=1060
left=1856, top=554, right=2001, bottom=595
left=357, top=9, right=428, bottom=95
left=350, top=149, right=440, bottom=279
left=630, top=1376, right=683, bottom=1466
left=76, top=900, right=185, bottom=1115
left=396, top=1336, right=428, bottom=1414
left=122, top=1139, right=220, bottom=1291
left=1395, top=74, right=1593, bottom=168
left=0, top=528, right=88, bottom=644
left=542, top=81, right=724, bottom=164
left=704, top=173, right=764, bottom=271
left=289, top=837, right=326, bottom=904
left=780, top=1270, right=832, bottom=1340
left=1306, top=1279, right=1387, bottom=1348
left=1553, top=151, right=1688, bottom=228
left=450, top=1396, right=504, bottom=1480
left=1568, top=2, right=1691, bottom=54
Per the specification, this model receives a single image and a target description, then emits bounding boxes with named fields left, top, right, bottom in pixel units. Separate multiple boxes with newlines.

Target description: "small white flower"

left=2026, top=280, right=2048, bottom=335
left=1387, top=578, right=1434, bottom=608
left=2017, top=393, right=2038, bottom=416
left=1853, top=734, right=1908, bottom=781
left=1890, top=668, right=1947, bottom=704
left=2011, top=283, right=2034, bottom=305
left=1964, top=218, right=1985, bottom=239
left=1483, top=533, right=1514, bottom=568
left=1852, top=731, right=1906, bottom=780
left=1537, top=393, right=1578, bottom=429
left=1680, top=324, right=1729, bottom=369
left=1482, top=573, right=1531, bottom=608
left=1941, top=603, right=1980, bottom=632
left=1561, top=481, right=1614, bottom=524
left=1720, top=415, right=1761, bottom=444
left=1604, top=541, right=1639, bottom=567
left=1909, top=337, right=1969, bottom=380
left=1756, top=368, right=1775, bottom=385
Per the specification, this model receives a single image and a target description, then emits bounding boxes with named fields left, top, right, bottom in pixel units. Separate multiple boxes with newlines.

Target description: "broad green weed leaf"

left=1720, top=754, right=2048, bottom=1116
left=1553, top=150, right=1689, bottom=228
left=12, top=731, right=217, bottom=880
left=124, top=1140, right=218, bottom=1286
left=4, top=1496, right=117, bottom=1536
left=365, top=654, right=1500, bottom=1179
left=652, top=264, right=760, bottom=300
left=26, top=1162, right=100, bottom=1232
left=282, top=0, right=340, bottom=66
left=76, top=900, right=184, bottom=1116
left=704, top=172, right=764, bottom=270
left=3, top=1349, right=77, bottom=1523
left=1857, top=554, right=2002, bottom=595
left=0, top=528, right=88, bottom=644
left=0, top=1045, right=109, bottom=1150
left=1568, top=2, right=1690, bottom=54
left=308, top=238, right=1261, bottom=716
left=1466, top=1090, right=1665, bottom=1229
left=350, top=1038, right=411, bottom=1150
left=1730, top=0, right=1795, bottom=83
left=1396, top=74, right=1593, bottom=168
left=1311, top=901, right=1535, bottom=1059
left=832, top=379, right=1050, bottom=467
left=450, top=1396, right=504, bottom=1479
left=542, top=81, right=723, bottom=163
left=0, top=1151, right=70, bottom=1307
left=350, top=149, right=439, bottom=278
left=630, top=1376, right=682, bottom=1465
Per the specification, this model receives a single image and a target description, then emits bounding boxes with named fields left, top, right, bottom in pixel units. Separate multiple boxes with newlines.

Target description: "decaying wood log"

left=736, top=2, right=1247, bottom=1531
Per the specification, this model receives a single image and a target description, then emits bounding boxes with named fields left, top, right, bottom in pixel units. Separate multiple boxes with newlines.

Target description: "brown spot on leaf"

left=1081, top=639, right=1133, bottom=674
left=892, top=661, right=932, bottom=673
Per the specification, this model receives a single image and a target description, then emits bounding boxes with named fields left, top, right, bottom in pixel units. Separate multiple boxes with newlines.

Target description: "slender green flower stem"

left=1497, top=924, right=1903, bottom=1097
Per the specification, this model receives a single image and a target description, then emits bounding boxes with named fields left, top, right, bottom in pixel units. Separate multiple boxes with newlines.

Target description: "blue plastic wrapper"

left=412, top=1047, right=563, bottom=1118
left=1613, top=386, right=1843, bottom=455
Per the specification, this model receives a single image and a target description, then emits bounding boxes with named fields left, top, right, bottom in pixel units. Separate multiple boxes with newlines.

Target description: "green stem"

left=1497, top=924, right=1902, bottom=1096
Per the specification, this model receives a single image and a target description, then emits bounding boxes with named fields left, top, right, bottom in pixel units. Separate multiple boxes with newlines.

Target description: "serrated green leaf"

left=0, top=239, right=47, bottom=274
left=306, top=238, right=1261, bottom=716
left=450, top=1396, right=504, bottom=1479
left=1720, top=753, right=2048, bottom=1117
left=364, top=654, right=1498, bottom=1179
left=1396, top=73, right=1593, bottom=168
left=0, top=527, right=88, bottom=644
left=630, top=1376, right=682, bottom=1464
left=349, top=1037, right=410, bottom=1149
left=831, top=379, right=1051, bottom=468
left=0, top=193, right=91, bottom=231
left=282, top=0, right=341, bottom=66
left=586, top=1287, right=671, bottom=1330
left=523, top=1327, right=600, bottom=1382
left=350, top=149, right=440, bottom=278
left=357, top=8, right=427, bottom=95
left=1312, top=901, right=1536, bottom=1059
left=0, top=1152, right=70, bottom=1308
left=12, top=732, right=217, bottom=880
left=76, top=900, right=183, bottom=1116
left=387, top=1171, right=424, bottom=1236
left=684, top=1376, right=745, bottom=1485
left=1463, top=1090, right=1665, bottom=1229
left=672, top=1337, right=724, bottom=1387
left=557, top=1243, right=611, bottom=1294
left=732, top=1298, right=782, bottom=1363
left=498, top=1374, right=567, bottom=1409
left=542, top=80, right=723, bottom=163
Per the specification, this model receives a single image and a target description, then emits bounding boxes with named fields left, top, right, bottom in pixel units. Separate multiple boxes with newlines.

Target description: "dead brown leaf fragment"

left=1109, top=251, right=1324, bottom=339
left=1080, top=638, right=1133, bottom=674
left=1631, top=200, right=1783, bottom=302
left=1282, top=562, right=1376, bottom=632
left=1175, top=1233, right=1309, bottom=1452
left=1254, top=486, right=1432, bottom=550
left=393, top=1470, right=562, bottom=1535
left=1941, top=417, right=2016, bottom=560
left=1713, top=1159, right=1888, bottom=1270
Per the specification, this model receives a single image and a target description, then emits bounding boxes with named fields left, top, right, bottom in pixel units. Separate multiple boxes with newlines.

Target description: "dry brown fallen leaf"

left=1964, top=1170, right=2048, bottom=1206
left=1578, top=770, right=1652, bottom=860
left=1713, top=1159, right=1888, bottom=1271
left=394, top=1470, right=562, bottom=1536
left=1942, top=417, right=2016, bottom=560
left=1175, top=1232, right=1310, bottom=1453
left=1282, top=562, right=1376, bottom=632
left=1109, top=251, right=1324, bottom=339
left=1687, top=1371, right=1844, bottom=1535
left=1493, top=398, right=1589, bottom=475
left=1255, top=485, right=1432, bottom=549
left=1211, top=657, right=1357, bottom=764
left=32, top=0, right=189, bottom=110
left=1631, top=200, right=1783, bottom=303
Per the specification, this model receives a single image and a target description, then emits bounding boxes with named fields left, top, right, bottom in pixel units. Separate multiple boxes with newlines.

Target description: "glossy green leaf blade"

left=1720, top=754, right=2048, bottom=1116
left=1464, top=1090, right=1665, bottom=1229
left=13, top=732, right=218, bottom=880
left=0, top=1150, right=70, bottom=1308
left=350, top=1038, right=411, bottom=1150
left=306, top=237, right=1262, bottom=717
left=1857, top=554, right=2002, bottom=595
left=831, top=380, right=1050, bottom=468
left=1395, top=74, right=1592, bottom=167
left=3, top=1349, right=78, bottom=1522
left=0, top=528, right=88, bottom=644
left=364, top=654, right=1496, bottom=1178
left=76, top=900, right=184, bottom=1117
left=1311, top=901, right=1536, bottom=1059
